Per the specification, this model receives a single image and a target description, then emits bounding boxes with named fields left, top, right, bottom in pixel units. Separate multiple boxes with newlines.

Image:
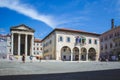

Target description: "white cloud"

left=0, top=28, right=5, bottom=33
left=0, top=0, right=56, bottom=28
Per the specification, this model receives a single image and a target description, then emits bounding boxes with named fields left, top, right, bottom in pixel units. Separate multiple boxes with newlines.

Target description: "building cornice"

left=42, top=28, right=101, bottom=42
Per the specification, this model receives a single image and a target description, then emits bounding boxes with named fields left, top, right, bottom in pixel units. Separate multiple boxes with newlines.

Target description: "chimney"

left=111, top=19, right=114, bottom=29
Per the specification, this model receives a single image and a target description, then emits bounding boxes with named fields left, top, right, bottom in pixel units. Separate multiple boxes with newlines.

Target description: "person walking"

left=22, top=54, right=25, bottom=63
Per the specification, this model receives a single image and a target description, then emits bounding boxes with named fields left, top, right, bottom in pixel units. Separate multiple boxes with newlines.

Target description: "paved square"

left=0, top=61, right=120, bottom=76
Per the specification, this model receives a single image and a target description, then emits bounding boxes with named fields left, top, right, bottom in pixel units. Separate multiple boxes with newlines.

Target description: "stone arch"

left=81, top=47, right=87, bottom=61
left=88, top=47, right=96, bottom=61
left=61, top=46, right=71, bottom=61
left=73, top=47, right=79, bottom=61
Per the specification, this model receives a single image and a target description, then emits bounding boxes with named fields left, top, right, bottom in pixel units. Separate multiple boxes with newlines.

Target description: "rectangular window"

left=59, top=36, right=63, bottom=42
left=9, top=49, right=11, bottom=52
left=89, top=39, right=92, bottom=44
left=37, top=48, right=39, bottom=50
left=100, top=38, right=103, bottom=42
left=67, top=37, right=70, bottom=42
left=41, top=48, right=42, bottom=50
left=94, top=40, right=97, bottom=44
left=37, top=43, right=39, bottom=46
left=101, top=46, right=103, bottom=50
left=49, top=40, right=52, bottom=44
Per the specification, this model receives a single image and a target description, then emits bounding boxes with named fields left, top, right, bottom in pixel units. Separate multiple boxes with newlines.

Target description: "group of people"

left=22, top=54, right=42, bottom=63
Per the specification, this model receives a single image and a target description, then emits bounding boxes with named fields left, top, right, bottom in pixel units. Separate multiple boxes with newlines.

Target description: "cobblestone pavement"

left=0, top=61, right=120, bottom=76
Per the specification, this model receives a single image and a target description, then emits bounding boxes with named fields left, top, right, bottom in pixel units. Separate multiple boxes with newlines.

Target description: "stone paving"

left=0, top=60, right=120, bottom=76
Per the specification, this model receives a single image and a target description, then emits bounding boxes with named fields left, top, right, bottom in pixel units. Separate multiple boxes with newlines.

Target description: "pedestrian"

left=39, top=56, right=41, bottom=62
left=9, top=55, right=13, bottom=61
left=22, top=54, right=25, bottom=63
left=29, top=55, right=33, bottom=62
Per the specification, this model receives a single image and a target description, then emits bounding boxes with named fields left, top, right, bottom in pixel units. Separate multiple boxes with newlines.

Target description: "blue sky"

left=0, top=0, right=120, bottom=39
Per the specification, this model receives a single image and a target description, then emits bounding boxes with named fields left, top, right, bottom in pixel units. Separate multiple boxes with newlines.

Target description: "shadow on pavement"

left=0, top=69, right=120, bottom=80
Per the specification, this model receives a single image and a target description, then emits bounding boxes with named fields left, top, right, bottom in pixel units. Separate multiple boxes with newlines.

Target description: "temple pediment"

left=10, top=24, right=35, bottom=32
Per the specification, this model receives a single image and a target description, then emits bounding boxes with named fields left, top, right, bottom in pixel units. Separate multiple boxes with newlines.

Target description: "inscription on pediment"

left=15, top=26, right=30, bottom=30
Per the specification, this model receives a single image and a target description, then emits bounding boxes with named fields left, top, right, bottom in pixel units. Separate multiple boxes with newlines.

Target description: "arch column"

left=79, top=49, right=81, bottom=61
left=71, top=51, right=73, bottom=61
left=96, top=52, right=99, bottom=61
left=86, top=50, right=88, bottom=61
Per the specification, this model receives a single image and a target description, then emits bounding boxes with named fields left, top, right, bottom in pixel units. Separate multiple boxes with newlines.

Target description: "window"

left=114, top=33, right=117, bottom=37
left=104, top=36, right=108, bottom=40
left=59, top=36, right=63, bottom=42
left=115, top=42, right=118, bottom=47
left=41, top=48, right=42, bottom=50
left=67, top=37, right=70, bottom=42
left=105, top=44, right=107, bottom=49
left=37, top=48, right=39, bottom=50
left=43, top=44, right=45, bottom=47
left=9, top=49, right=11, bottom=52
left=117, top=32, right=120, bottom=37
left=46, top=42, right=48, bottom=46
left=101, top=46, right=103, bottom=50
left=10, top=42, right=11, bottom=45
left=109, top=34, right=113, bottom=39
left=94, top=39, right=97, bottom=44
left=110, top=43, right=112, bottom=48
left=37, top=43, right=39, bottom=46
left=49, top=40, right=52, bottom=44
left=37, top=52, right=39, bottom=55
left=82, top=37, right=86, bottom=44
left=89, top=39, right=92, bottom=44
left=100, top=38, right=103, bottom=42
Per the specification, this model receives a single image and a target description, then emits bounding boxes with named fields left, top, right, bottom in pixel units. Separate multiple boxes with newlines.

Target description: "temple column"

left=25, top=34, right=28, bottom=56
left=11, top=33, right=14, bottom=55
left=18, top=34, right=21, bottom=56
left=31, top=35, right=34, bottom=55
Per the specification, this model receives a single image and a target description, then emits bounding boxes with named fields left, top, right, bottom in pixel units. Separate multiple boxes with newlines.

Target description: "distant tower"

left=111, top=19, right=114, bottom=29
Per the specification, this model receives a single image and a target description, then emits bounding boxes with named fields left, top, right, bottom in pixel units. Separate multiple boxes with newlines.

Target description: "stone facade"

left=34, top=39, right=43, bottom=57
left=42, top=28, right=100, bottom=61
left=100, top=26, right=120, bottom=61
left=10, top=24, right=35, bottom=57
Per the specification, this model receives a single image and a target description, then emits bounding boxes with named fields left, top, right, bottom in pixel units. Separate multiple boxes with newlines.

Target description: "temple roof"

left=10, top=24, right=35, bottom=32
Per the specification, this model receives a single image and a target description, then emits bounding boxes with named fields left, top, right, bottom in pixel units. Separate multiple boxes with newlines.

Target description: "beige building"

left=34, top=39, right=43, bottom=57
left=100, top=19, right=120, bottom=61
left=42, top=28, right=100, bottom=61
